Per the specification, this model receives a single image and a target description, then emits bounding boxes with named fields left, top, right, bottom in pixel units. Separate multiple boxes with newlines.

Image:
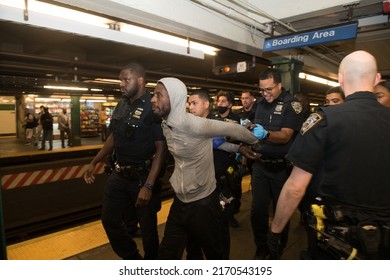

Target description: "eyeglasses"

left=259, top=83, right=279, bottom=94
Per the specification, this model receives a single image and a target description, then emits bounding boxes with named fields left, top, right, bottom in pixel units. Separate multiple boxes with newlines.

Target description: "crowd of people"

left=23, top=106, right=72, bottom=151
left=79, top=50, right=390, bottom=261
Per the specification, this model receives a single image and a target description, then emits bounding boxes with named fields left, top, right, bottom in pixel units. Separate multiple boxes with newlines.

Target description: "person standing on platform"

left=374, top=79, right=390, bottom=107
left=23, top=108, right=35, bottom=145
left=39, top=107, right=53, bottom=151
left=35, top=105, right=44, bottom=146
left=99, top=109, right=108, bottom=141
left=83, top=63, right=166, bottom=260
left=58, top=108, right=72, bottom=148
left=268, top=50, right=390, bottom=260
left=250, top=68, right=303, bottom=259
left=187, top=89, right=255, bottom=259
left=213, top=91, right=242, bottom=227
left=151, top=77, right=260, bottom=260
left=236, top=90, right=257, bottom=123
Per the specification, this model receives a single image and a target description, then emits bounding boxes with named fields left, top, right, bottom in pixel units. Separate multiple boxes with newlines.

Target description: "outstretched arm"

left=83, top=133, right=115, bottom=184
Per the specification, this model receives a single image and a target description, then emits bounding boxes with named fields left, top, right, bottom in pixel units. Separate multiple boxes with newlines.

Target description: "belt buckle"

left=114, top=162, right=122, bottom=173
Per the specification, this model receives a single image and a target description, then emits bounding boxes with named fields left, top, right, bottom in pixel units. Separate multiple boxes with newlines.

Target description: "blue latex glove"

left=212, top=136, right=225, bottom=149
left=253, top=124, right=268, bottom=139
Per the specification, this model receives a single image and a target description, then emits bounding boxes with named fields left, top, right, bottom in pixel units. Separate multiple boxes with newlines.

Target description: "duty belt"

left=258, top=157, right=286, bottom=164
left=114, top=161, right=149, bottom=178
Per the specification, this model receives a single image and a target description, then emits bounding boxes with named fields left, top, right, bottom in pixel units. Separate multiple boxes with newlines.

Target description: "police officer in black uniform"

left=268, top=51, right=390, bottom=260
left=213, top=91, right=242, bottom=228
left=84, top=63, right=166, bottom=260
left=250, top=68, right=303, bottom=259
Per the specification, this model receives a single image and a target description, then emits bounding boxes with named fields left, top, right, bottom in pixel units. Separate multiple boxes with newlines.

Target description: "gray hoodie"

left=159, top=77, right=258, bottom=203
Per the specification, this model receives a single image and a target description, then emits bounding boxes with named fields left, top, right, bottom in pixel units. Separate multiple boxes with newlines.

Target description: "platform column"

left=70, top=95, right=81, bottom=147
left=271, top=57, right=304, bottom=96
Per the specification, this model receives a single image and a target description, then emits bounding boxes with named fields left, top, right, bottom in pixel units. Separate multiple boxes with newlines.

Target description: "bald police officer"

left=269, top=51, right=390, bottom=260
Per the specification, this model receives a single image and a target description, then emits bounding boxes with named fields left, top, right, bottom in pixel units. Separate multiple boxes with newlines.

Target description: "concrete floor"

left=65, top=192, right=307, bottom=260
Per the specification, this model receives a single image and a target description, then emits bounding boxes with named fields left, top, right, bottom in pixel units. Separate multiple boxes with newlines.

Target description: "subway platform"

left=2, top=135, right=306, bottom=260
left=6, top=181, right=307, bottom=260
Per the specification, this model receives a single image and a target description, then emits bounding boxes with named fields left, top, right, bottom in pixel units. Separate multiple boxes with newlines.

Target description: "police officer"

left=83, top=63, right=166, bottom=260
left=250, top=68, right=303, bottom=259
left=268, top=51, right=390, bottom=260
left=213, top=91, right=242, bottom=227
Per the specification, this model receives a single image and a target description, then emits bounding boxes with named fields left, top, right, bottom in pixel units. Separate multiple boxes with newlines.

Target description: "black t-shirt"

left=208, top=111, right=239, bottom=177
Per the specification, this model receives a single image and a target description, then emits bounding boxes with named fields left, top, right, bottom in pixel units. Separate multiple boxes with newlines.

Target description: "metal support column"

left=271, top=57, right=304, bottom=96
left=70, top=95, right=81, bottom=146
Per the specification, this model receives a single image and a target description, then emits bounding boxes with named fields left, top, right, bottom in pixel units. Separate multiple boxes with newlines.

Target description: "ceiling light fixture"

left=299, top=72, right=339, bottom=87
left=0, top=0, right=218, bottom=58
left=44, top=85, right=89, bottom=91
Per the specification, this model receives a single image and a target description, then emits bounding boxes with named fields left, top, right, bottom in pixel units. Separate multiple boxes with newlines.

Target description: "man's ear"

left=374, top=72, right=382, bottom=86
left=138, top=76, right=145, bottom=86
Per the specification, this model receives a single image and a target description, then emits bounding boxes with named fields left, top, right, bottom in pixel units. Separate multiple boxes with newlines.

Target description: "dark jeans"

left=250, top=161, right=290, bottom=255
left=102, top=172, right=161, bottom=259
left=158, top=189, right=224, bottom=260
left=60, top=127, right=72, bottom=146
left=41, top=130, right=53, bottom=149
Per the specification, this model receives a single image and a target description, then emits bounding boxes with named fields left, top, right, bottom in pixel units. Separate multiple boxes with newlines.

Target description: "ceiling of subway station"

left=0, top=0, right=389, bottom=105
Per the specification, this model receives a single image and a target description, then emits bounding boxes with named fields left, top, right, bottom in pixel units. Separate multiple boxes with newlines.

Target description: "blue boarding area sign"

left=263, top=21, right=358, bottom=52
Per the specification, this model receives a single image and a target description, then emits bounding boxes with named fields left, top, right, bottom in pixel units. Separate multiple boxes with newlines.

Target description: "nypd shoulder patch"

left=291, top=101, right=303, bottom=114
left=300, top=113, right=323, bottom=135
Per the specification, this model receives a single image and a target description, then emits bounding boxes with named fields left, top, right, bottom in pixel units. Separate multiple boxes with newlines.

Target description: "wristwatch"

left=143, top=183, right=154, bottom=191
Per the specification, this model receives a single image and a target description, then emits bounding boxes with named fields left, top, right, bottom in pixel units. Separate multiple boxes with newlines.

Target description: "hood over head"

left=158, top=77, right=188, bottom=127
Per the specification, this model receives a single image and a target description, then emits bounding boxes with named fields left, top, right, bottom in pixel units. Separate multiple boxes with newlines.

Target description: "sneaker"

left=48, top=148, right=53, bottom=151
left=25, top=142, right=31, bottom=145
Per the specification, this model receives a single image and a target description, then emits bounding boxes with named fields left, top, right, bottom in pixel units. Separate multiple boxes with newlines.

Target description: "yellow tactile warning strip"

left=6, top=176, right=251, bottom=260
left=6, top=198, right=173, bottom=260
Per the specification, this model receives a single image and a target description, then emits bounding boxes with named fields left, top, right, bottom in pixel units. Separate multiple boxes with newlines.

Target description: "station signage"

left=263, top=21, right=358, bottom=52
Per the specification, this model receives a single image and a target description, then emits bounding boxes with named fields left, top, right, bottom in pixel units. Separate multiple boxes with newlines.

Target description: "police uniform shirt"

left=287, top=91, right=390, bottom=209
left=254, top=91, right=302, bottom=158
left=110, top=92, right=165, bottom=165
left=208, top=111, right=239, bottom=177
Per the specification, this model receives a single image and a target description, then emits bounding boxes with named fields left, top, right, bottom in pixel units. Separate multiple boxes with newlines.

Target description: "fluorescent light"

left=80, top=99, right=107, bottom=103
left=90, top=78, right=120, bottom=85
left=299, top=72, right=339, bottom=87
left=91, top=88, right=103, bottom=92
left=35, top=97, right=71, bottom=102
left=146, top=82, right=157, bottom=88
left=120, top=23, right=218, bottom=56
left=309, top=103, right=319, bottom=106
left=0, top=0, right=110, bottom=28
left=0, top=0, right=217, bottom=58
left=44, top=85, right=89, bottom=91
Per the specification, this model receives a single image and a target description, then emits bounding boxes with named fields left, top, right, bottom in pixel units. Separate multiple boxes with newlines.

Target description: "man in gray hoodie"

left=151, top=77, right=263, bottom=259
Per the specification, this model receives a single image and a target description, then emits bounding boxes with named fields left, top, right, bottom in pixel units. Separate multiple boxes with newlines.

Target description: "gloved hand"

left=267, top=230, right=283, bottom=260
left=212, top=136, right=225, bottom=149
left=253, top=124, right=268, bottom=139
